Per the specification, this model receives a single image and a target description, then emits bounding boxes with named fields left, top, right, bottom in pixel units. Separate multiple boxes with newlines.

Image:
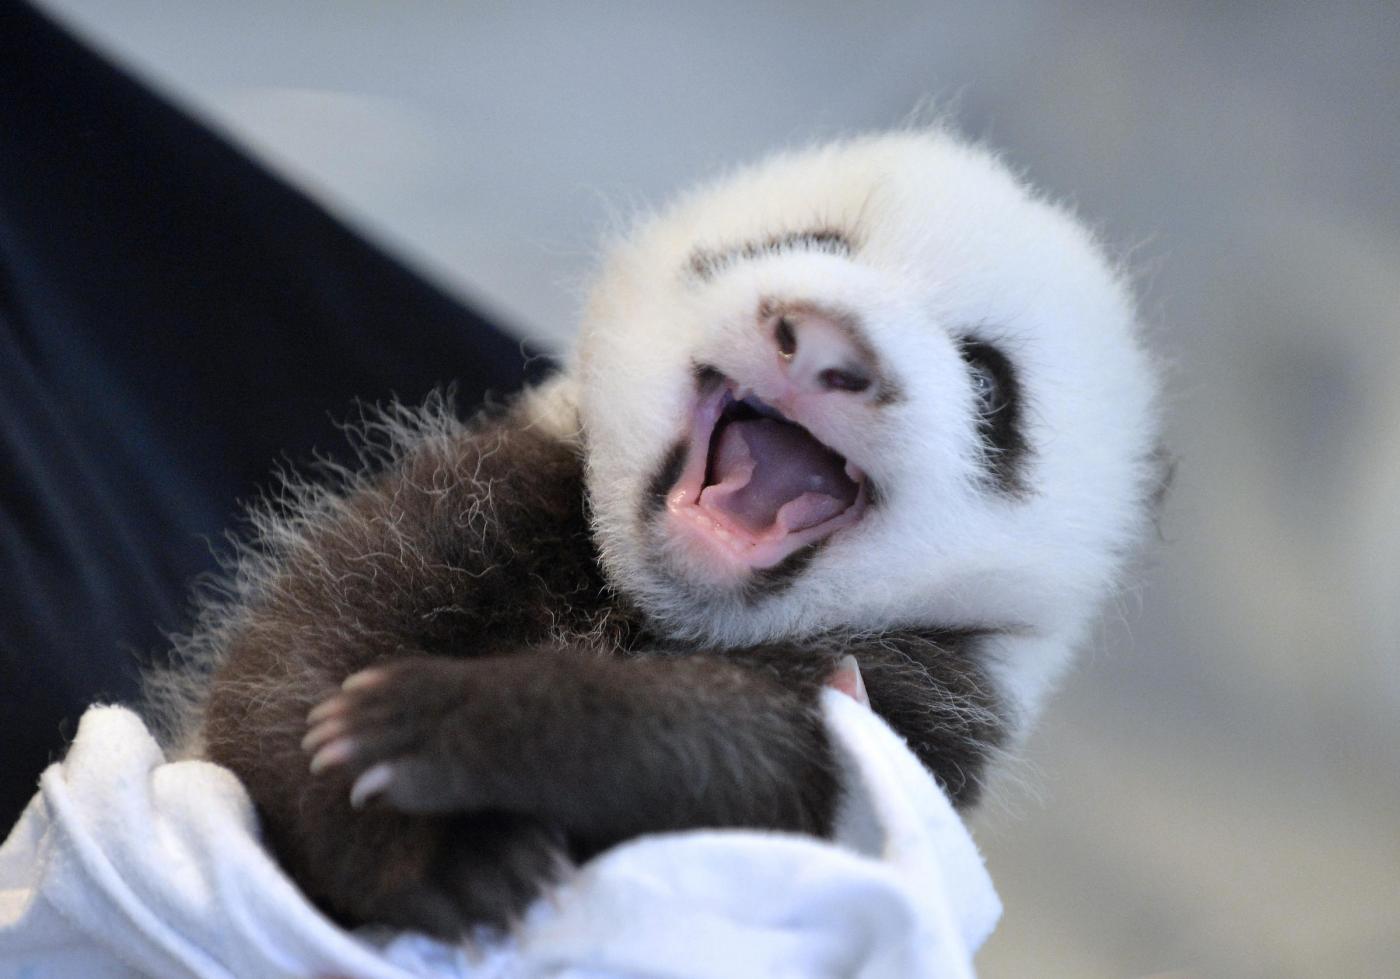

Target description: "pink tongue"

left=699, top=418, right=858, bottom=535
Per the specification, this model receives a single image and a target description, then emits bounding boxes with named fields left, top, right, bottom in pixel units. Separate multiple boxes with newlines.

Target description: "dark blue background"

left=0, top=0, right=540, bottom=832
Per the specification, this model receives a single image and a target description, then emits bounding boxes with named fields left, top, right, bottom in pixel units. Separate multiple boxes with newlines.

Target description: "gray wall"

left=41, top=2, right=1400, bottom=974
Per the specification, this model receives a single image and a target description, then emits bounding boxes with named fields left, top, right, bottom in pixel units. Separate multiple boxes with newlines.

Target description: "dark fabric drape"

left=0, top=0, right=544, bottom=832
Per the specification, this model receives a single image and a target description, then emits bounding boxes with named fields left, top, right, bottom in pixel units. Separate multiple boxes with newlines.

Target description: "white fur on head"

left=563, top=130, right=1161, bottom=728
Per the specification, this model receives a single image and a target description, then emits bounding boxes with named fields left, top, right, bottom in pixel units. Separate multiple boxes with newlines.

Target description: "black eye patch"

left=956, top=337, right=1029, bottom=494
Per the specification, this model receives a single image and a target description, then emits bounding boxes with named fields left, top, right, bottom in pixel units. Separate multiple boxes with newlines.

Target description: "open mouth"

left=665, top=379, right=868, bottom=570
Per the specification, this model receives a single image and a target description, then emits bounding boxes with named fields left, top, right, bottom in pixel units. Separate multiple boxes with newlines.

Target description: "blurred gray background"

left=39, top=2, right=1399, bottom=975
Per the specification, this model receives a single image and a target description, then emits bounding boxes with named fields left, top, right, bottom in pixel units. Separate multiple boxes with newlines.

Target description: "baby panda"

left=163, top=129, right=1162, bottom=938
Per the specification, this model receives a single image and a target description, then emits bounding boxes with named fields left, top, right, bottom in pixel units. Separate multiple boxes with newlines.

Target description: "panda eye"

left=968, top=361, right=999, bottom=404
left=955, top=336, right=1028, bottom=493
left=960, top=342, right=1007, bottom=411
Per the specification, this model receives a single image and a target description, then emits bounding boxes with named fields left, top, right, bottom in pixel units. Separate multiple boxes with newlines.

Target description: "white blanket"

left=0, top=691, right=999, bottom=978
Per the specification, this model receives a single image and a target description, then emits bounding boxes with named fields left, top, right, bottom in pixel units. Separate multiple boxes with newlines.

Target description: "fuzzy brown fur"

left=162, top=393, right=1005, bottom=936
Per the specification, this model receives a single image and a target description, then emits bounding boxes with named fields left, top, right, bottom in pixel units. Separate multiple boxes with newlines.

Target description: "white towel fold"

left=0, top=690, right=998, bottom=978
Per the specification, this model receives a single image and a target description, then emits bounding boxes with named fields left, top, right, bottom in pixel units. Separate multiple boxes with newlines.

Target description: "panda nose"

left=765, top=306, right=877, bottom=397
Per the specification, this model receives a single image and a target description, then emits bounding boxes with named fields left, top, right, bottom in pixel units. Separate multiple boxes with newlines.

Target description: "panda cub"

left=175, top=130, right=1162, bottom=937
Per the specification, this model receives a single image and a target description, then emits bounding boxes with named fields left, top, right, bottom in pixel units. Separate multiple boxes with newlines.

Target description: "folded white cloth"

left=0, top=690, right=999, bottom=978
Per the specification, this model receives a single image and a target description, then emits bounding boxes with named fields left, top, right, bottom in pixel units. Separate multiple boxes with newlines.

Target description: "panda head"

left=570, top=131, right=1161, bottom=693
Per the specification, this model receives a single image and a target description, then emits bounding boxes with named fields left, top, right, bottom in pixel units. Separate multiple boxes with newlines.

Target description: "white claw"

left=301, top=717, right=344, bottom=753
left=350, top=763, right=395, bottom=808
left=342, top=669, right=385, bottom=692
left=309, top=738, right=355, bottom=774
left=306, top=697, right=344, bottom=725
